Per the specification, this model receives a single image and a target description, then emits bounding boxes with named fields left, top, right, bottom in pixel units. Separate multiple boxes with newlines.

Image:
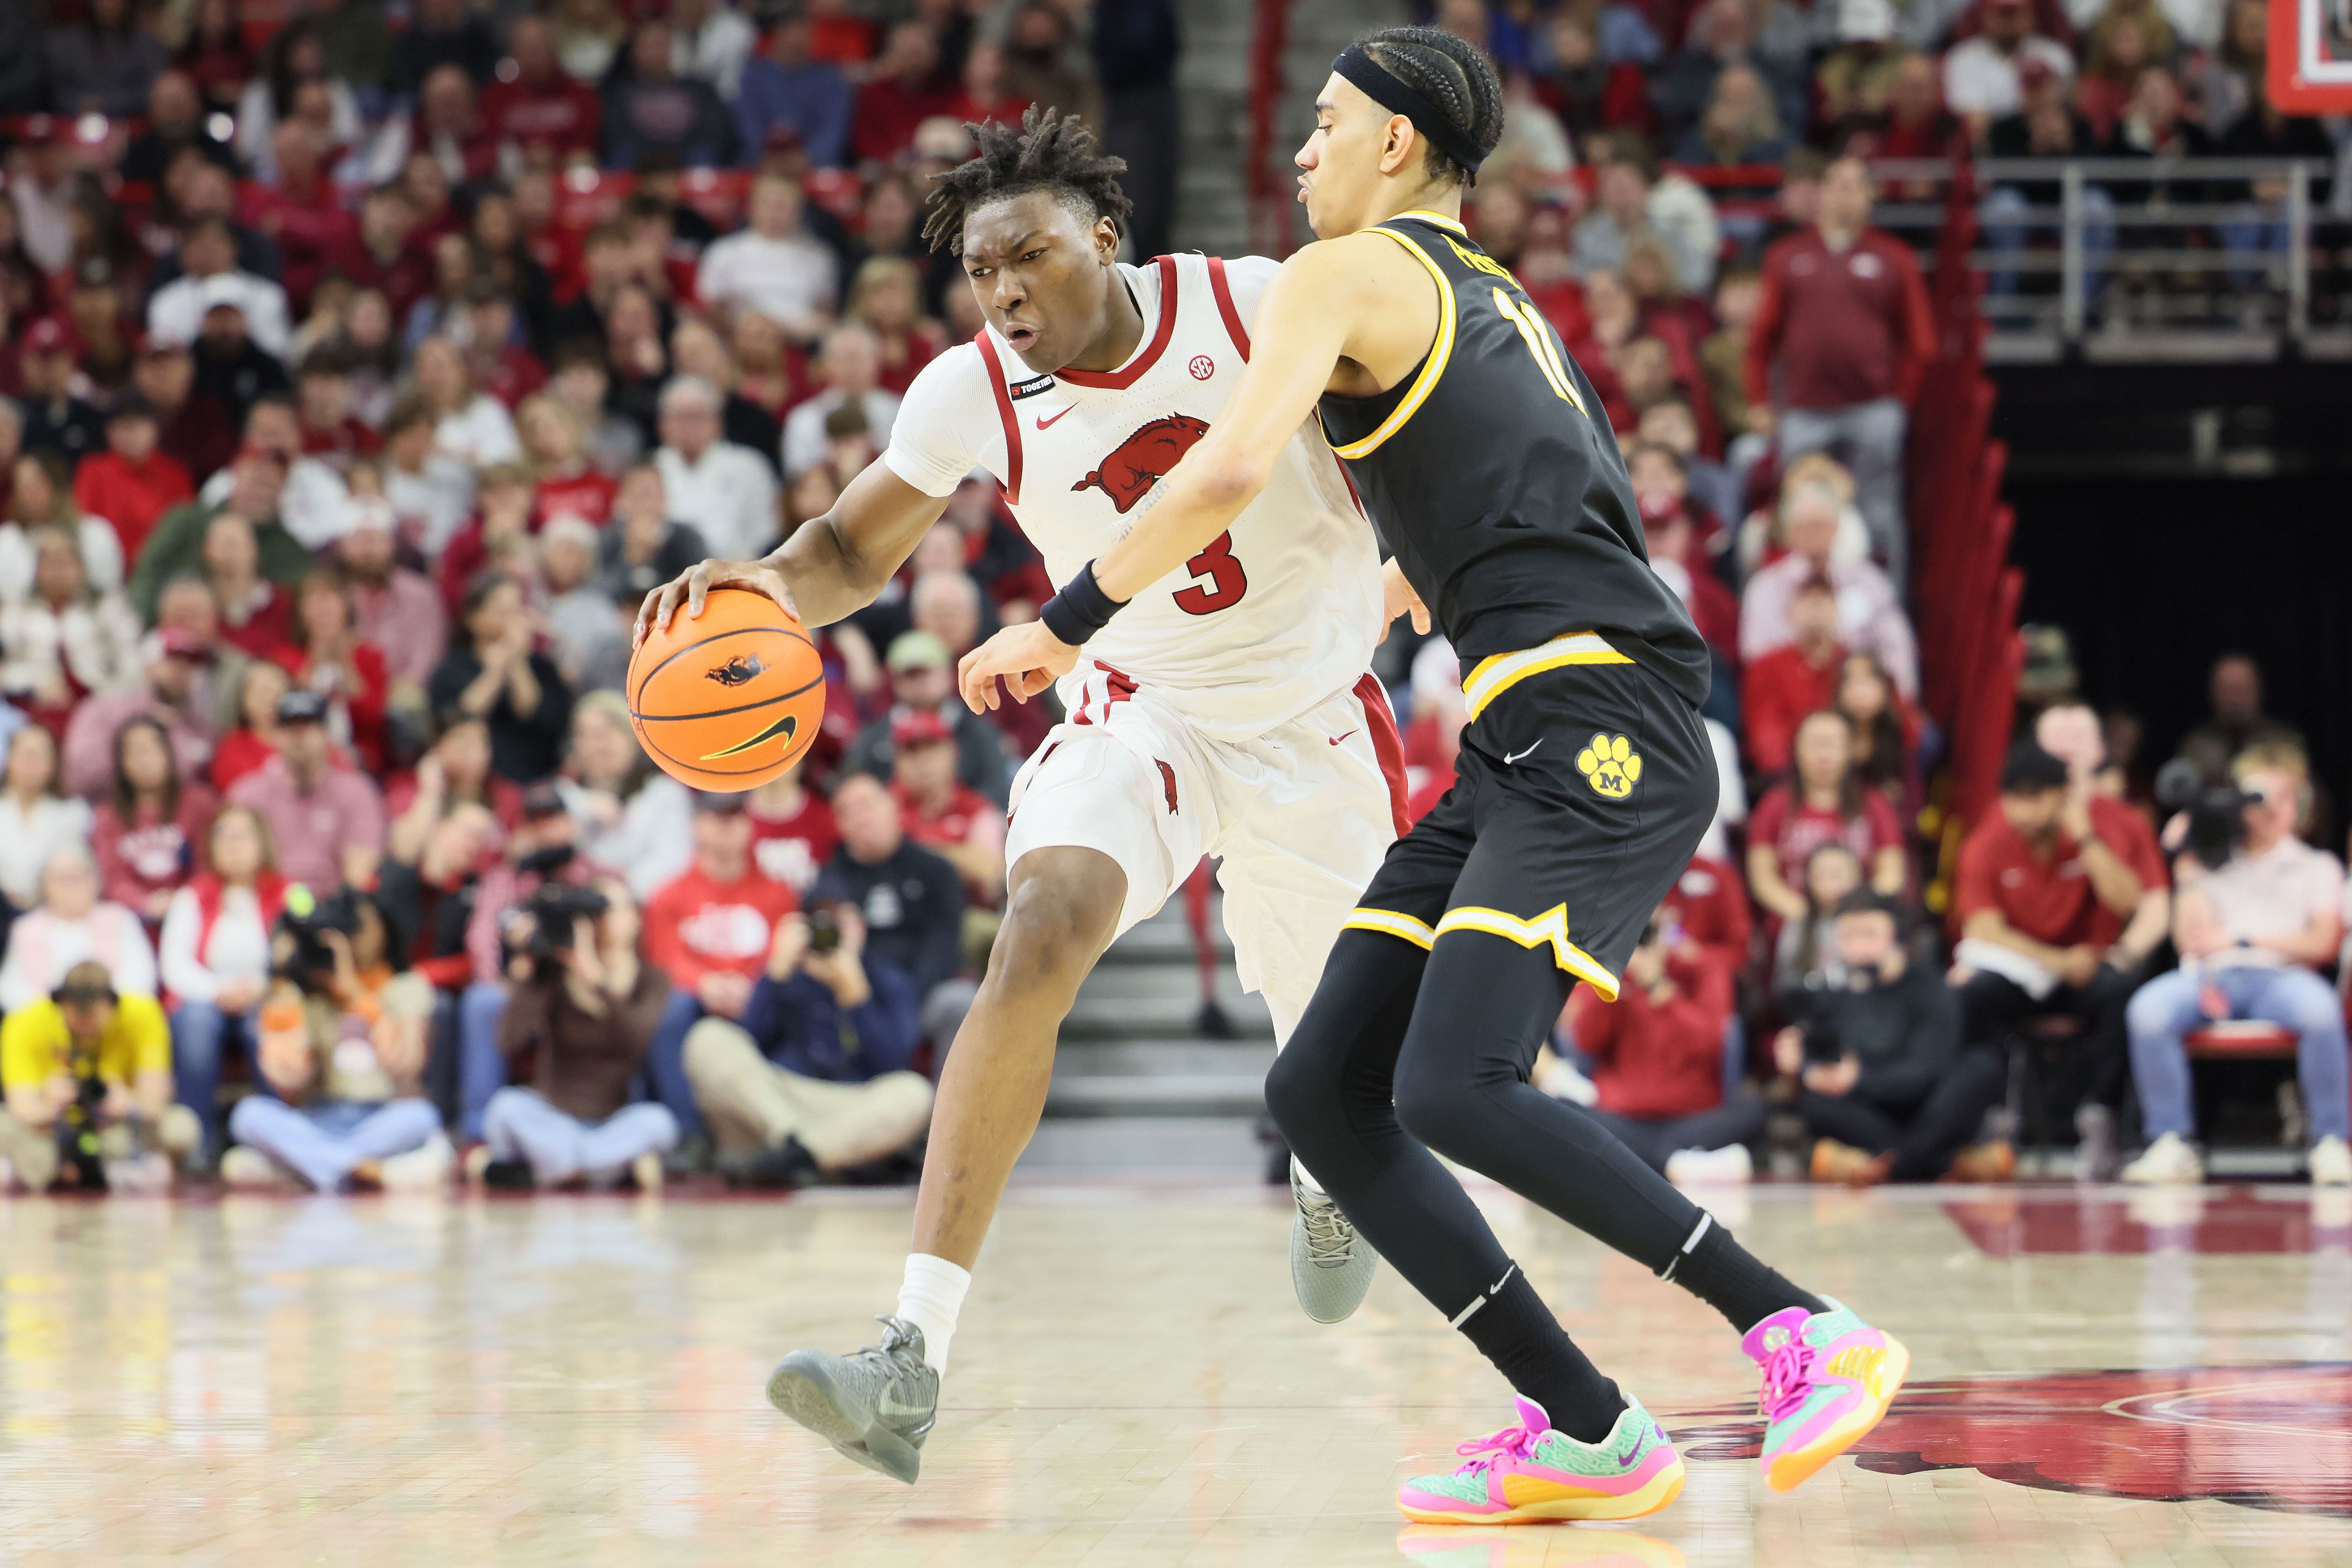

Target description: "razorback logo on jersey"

left=1072, top=414, right=1212, bottom=514
left=1154, top=759, right=1180, bottom=815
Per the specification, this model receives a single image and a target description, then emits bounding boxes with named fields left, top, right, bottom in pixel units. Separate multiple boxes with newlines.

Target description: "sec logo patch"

left=1189, top=354, right=1215, bottom=380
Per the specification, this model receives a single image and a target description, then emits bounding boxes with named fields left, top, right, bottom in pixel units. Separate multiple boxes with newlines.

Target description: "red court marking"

left=1944, top=1187, right=2352, bottom=1256
left=1671, top=1363, right=2352, bottom=1517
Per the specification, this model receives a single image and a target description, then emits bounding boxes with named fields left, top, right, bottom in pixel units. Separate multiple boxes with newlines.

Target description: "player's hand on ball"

left=1382, top=558, right=1431, bottom=637
left=959, top=621, right=1076, bottom=713
left=635, top=559, right=798, bottom=647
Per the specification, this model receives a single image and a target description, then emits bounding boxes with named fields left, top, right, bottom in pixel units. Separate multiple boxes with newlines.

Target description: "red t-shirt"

left=301, top=417, right=383, bottom=472
left=642, top=864, right=800, bottom=992
left=1749, top=782, right=1904, bottom=890
left=1741, top=642, right=1844, bottom=778
left=1659, top=855, right=1753, bottom=982
left=1953, top=795, right=2167, bottom=949
left=73, top=449, right=193, bottom=563
left=749, top=791, right=838, bottom=894
left=894, top=779, right=1004, bottom=906
left=1568, top=952, right=1732, bottom=1119
left=481, top=76, right=604, bottom=162
left=535, top=469, right=618, bottom=529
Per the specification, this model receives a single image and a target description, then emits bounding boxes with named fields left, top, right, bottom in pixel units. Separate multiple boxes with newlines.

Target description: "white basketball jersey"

left=882, top=254, right=1384, bottom=742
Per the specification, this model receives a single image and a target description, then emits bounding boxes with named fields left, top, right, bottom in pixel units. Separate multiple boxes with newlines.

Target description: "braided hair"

left=921, top=105, right=1133, bottom=254
left=1358, top=26, right=1506, bottom=187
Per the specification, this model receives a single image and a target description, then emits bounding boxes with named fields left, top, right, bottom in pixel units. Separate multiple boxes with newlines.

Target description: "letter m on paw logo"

left=1575, top=733, right=1642, bottom=799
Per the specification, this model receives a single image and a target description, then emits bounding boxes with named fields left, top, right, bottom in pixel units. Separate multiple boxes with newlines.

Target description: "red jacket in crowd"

left=74, top=448, right=194, bottom=563
left=1657, top=855, right=1754, bottom=984
left=1567, top=950, right=1733, bottom=1120
left=1742, top=640, right=1845, bottom=778
left=1745, top=225, right=1937, bottom=412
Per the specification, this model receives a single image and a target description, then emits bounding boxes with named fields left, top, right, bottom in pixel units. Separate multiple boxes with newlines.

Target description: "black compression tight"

left=1267, top=929, right=1822, bottom=1351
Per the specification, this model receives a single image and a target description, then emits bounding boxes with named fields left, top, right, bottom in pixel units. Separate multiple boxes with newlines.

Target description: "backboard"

left=2270, top=0, right=2352, bottom=111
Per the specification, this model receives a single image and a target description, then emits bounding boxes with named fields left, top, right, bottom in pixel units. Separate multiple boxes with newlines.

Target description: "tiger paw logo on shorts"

left=1575, top=733, right=1642, bottom=799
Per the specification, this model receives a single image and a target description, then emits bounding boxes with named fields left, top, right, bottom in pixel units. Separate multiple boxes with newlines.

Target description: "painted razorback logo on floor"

left=1667, top=1363, right=2352, bottom=1517
left=1072, top=414, right=1211, bottom=514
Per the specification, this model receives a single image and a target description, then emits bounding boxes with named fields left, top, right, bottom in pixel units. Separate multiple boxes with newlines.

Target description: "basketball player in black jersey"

left=960, top=27, right=1909, bottom=1523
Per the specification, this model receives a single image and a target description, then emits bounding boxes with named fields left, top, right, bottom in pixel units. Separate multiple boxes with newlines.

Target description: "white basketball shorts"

left=1002, top=662, right=1408, bottom=1043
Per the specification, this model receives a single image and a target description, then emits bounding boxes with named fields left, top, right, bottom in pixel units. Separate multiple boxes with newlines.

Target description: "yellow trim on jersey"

left=1461, top=633, right=1634, bottom=720
left=1434, top=905, right=1620, bottom=999
left=1390, top=209, right=1468, bottom=234
left=1330, top=227, right=1458, bottom=460
left=1343, top=908, right=1436, bottom=950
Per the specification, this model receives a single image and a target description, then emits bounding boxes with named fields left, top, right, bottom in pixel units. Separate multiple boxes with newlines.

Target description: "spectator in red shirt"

left=1951, top=737, right=2169, bottom=1177
left=133, top=337, right=239, bottom=487
left=272, top=570, right=393, bottom=775
left=748, top=756, right=837, bottom=894
left=850, top=21, right=955, bottom=166
left=1559, top=912, right=1766, bottom=1180
left=212, top=660, right=292, bottom=793
left=1745, top=155, right=1936, bottom=585
left=847, top=257, right=947, bottom=400
left=482, top=17, right=604, bottom=166
left=74, top=397, right=193, bottom=566
left=294, top=352, right=381, bottom=476
left=93, top=714, right=219, bottom=927
left=641, top=791, right=803, bottom=1134
left=1658, top=853, right=1754, bottom=986
left=1747, top=709, right=1907, bottom=929
left=1742, top=575, right=1844, bottom=777
left=520, top=396, right=619, bottom=529
left=241, top=124, right=361, bottom=316
left=200, top=511, right=294, bottom=660
left=889, top=709, right=1005, bottom=910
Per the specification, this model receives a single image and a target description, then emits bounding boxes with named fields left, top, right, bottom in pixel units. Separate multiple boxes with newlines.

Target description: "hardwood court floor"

left=4, top=1181, right=2350, bottom=1566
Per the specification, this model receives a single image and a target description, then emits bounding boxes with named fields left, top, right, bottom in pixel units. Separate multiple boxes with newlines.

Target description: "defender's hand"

left=635, top=559, right=799, bottom=648
left=1382, top=558, right=1430, bottom=638
left=958, top=621, right=1076, bottom=713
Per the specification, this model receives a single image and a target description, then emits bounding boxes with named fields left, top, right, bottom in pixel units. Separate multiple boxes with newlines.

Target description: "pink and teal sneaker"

left=1742, top=1296, right=1908, bottom=1492
left=1397, top=1396, right=1686, bottom=1525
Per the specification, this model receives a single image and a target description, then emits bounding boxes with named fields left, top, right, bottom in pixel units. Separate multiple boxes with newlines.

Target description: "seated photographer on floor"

left=1951, top=739, right=2168, bottom=1180
left=1779, top=891, right=2010, bottom=1185
left=0, top=961, right=198, bottom=1192
left=1555, top=907, right=1767, bottom=1184
left=220, top=888, right=447, bottom=1192
left=2122, top=744, right=2350, bottom=1187
left=478, top=875, right=679, bottom=1190
left=683, top=898, right=934, bottom=1189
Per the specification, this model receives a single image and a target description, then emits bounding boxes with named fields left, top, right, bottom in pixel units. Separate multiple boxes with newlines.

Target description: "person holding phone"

left=680, top=898, right=935, bottom=1189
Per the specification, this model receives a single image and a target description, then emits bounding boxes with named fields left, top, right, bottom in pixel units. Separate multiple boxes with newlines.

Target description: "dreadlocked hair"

left=921, top=104, right=1133, bottom=254
left=1358, top=26, right=1505, bottom=187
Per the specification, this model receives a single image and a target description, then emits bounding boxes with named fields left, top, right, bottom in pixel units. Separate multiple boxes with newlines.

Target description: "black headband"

left=1332, top=45, right=1488, bottom=180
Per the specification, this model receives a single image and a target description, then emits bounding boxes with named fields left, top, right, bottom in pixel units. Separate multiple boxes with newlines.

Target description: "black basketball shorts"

left=1343, top=638, right=1717, bottom=1000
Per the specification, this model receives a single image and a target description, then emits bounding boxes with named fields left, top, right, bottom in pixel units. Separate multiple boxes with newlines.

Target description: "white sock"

left=897, top=1254, right=971, bottom=1375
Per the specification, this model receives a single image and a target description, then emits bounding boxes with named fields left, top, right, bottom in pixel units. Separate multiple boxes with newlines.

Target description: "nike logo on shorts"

left=1503, top=740, right=1543, bottom=765
left=1035, top=405, right=1075, bottom=430
left=1329, top=730, right=1357, bottom=746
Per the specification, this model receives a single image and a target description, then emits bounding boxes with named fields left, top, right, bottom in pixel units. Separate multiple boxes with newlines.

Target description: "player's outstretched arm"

left=635, top=460, right=950, bottom=645
left=956, top=236, right=1409, bottom=712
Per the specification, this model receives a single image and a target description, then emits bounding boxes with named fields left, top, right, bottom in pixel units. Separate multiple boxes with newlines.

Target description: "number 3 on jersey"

left=1172, top=530, right=1248, bottom=615
left=1492, top=288, right=1589, bottom=418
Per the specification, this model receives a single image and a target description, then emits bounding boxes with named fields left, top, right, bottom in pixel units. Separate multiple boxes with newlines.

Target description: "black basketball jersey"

left=1315, top=211, right=1710, bottom=708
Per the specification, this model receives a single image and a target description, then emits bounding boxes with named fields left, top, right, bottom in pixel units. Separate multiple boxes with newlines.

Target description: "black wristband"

left=1038, top=558, right=1128, bottom=646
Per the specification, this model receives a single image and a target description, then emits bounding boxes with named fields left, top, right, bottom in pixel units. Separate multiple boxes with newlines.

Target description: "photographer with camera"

left=682, top=898, right=933, bottom=1188
left=477, top=875, right=680, bottom=1190
left=2122, top=744, right=2350, bottom=1186
left=0, top=962, right=198, bottom=1192
left=1951, top=737, right=2169, bottom=1179
left=1777, top=891, right=2011, bottom=1185
left=218, top=888, right=448, bottom=1192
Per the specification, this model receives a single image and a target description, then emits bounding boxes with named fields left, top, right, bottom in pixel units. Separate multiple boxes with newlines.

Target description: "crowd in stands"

left=0, top=0, right=1184, bottom=1195
left=0, top=0, right=2341, bottom=1199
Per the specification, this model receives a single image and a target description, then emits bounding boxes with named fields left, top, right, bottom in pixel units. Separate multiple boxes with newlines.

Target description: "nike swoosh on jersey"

left=1503, top=740, right=1543, bottom=765
left=1035, top=405, right=1075, bottom=430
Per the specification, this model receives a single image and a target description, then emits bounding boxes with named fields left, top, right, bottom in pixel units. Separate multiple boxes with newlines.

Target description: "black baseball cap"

left=276, top=689, right=330, bottom=726
left=1999, top=741, right=2069, bottom=796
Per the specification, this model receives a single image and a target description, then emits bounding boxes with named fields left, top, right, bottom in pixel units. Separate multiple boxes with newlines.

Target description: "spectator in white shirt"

left=670, top=0, right=759, bottom=101
left=0, top=725, right=94, bottom=913
left=381, top=397, right=477, bottom=557
left=0, top=846, right=157, bottom=1013
left=414, top=337, right=522, bottom=471
left=653, top=376, right=779, bottom=563
left=694, top=175, right=839, bottom=341
left=1943, top=0, right=2077, bottom=125
left=782, top=325, right=900, bottom=482
left=1739, top=481, right=1918, bottom=696
left=146, top=216, right=293, bottom=361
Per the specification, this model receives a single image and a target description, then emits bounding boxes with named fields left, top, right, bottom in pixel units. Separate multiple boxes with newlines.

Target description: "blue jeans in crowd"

left=456, top=982, right=510, bottom=1141
left=482, top=1087, right=679, bottom=1186
left=2127, top=964, right=2351, bottom=1143
left=1980, top=184, right=2117, bottom=307
left=226, top=1097, right=442, bottom=1191
left=644, top=990, right=708, bottom=1138
left=1775, top=397, right=1910, bottom=587
left=172, top=1000, right=261, bottom=1160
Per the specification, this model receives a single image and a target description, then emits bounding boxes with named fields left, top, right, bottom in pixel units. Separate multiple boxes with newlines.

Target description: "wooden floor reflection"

left=4, top=1182, right=2350, bottom=1566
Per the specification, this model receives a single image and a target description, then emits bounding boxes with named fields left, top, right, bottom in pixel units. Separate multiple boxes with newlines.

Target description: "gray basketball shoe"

left=766, top=1316, right=940, bottom=1483
left=1290, top=1166, right=1379, bottom=1323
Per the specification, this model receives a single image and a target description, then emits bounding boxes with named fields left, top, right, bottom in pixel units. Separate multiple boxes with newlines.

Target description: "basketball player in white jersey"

left=637, top=108, right=1424, bottom=1483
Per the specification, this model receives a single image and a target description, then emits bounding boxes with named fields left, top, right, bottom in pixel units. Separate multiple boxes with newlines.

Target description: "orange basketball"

left=628, top=586, right=825, bottom=791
